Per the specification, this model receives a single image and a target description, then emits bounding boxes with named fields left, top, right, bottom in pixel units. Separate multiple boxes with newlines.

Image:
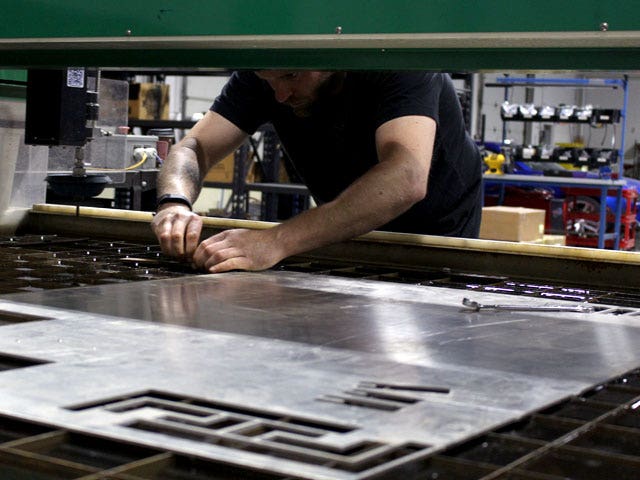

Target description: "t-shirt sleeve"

left=210, top=71, right=273, bottom=135
left=368, top=72, right=443, bottom=129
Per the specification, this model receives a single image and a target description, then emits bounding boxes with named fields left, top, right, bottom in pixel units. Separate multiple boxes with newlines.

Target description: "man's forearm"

left=269, top=156, right=425, bottom=259
left=157, top=139, right=204, bottom=203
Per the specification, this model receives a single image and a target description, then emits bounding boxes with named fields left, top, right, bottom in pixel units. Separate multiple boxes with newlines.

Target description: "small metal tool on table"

left=462, top=297, right=594, bottom=313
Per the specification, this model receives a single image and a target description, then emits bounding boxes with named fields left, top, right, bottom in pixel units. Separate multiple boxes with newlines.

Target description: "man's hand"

left=192, top=228, right=285, bottom=273
left=151, top=205, right=203, bottom=260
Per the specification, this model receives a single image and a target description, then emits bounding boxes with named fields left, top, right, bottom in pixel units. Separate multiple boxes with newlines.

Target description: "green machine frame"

left=1, top=0, right=640, bottom=70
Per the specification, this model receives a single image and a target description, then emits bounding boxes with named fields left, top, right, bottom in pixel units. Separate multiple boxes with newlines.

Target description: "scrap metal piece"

left=462, top=297, right=594, bottom=313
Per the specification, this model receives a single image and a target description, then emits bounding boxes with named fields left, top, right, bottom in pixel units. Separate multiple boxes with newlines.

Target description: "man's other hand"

left=192, top=228, right=284, bottom=273
left=151, top=205, right=203, bottom=260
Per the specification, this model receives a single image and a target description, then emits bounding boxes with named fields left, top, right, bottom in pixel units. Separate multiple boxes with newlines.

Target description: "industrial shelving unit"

left=484, top=76, right=634, bottom=249
left=203, top=126, right=311, bottom=222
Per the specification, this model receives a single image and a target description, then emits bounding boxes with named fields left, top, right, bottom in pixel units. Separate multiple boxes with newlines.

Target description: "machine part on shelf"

left=574, top=104, right=593, bottom=122
left=539, top=105, right=556, bottom=120
left=565, top=195, right=602, bottom=238
left=558, top=105, right=575, bottom=121
left=483, top=153, right=506, bottom=174
left=462, top=297, right=594, bottom=313
left=569, top=218, right=600, bottom=237
left=538, top=144, right=555, bottom=160
left=518, top=103, right=537, bottom=119
left=499, top=101, right=620, bottom=125
left=500, top=101, right=519, bottom=119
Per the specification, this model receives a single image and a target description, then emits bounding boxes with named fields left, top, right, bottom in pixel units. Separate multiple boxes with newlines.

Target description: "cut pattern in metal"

left=65, top=390, right=431, bottom=476
left=317, top=381, right=449, bottom=412
left=4, top=370, right=640, bottom=478
left=66, top=390, right=355, bottom=433
left=0, top=352, right=50, bottom=372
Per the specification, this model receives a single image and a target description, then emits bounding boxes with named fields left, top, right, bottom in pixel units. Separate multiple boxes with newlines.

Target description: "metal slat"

left=565, top=423, right=640, bottom=457
left=521, top=445, right=640, bottom=480
left=73, top=452, right=173, bottom=480
left=441, top=433, right=545, bottom=468
left=5, top=431, right=160, bottom=471
left=496, top=415, right=584, bottom=443
left=0, top=446, right=97, bottom=477
left=465, top=372, right=640, bottom=479
left=0, top=418, right=56, bottom=445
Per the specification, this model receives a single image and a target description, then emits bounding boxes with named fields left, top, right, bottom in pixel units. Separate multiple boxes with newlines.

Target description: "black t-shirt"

left=211, top=71, right=482, bottom=237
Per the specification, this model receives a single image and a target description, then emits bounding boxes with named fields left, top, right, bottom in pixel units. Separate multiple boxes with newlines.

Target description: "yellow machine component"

left=484, top=153, right=506, bottom=175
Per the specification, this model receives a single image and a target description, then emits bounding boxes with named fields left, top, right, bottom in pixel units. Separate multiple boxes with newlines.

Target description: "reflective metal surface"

left=6, top=271, right=640, bottom=382
left=0, top=270, right=639, bottom=478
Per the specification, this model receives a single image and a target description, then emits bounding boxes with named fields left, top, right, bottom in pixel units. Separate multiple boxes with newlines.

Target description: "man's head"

left=255, top=70, right=336, bottom=117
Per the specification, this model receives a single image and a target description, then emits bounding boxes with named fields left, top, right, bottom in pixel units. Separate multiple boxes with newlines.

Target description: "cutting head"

left=45, top=173, right=111, bottom=200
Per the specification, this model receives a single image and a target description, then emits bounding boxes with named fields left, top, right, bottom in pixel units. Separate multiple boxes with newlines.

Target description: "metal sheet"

left=1, top=268, right=640, bottom=476
left=5, top=271, right=640, bottom=382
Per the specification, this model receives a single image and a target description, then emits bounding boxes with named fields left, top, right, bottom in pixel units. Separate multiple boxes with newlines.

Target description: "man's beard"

left=290, top=72, right=345, bottom=118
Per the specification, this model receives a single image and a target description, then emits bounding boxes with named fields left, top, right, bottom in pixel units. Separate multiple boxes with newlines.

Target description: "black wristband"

left=156, top=194, right=193, bottom=211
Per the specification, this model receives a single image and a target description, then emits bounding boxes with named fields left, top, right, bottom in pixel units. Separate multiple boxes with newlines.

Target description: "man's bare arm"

left=192, top=115, right=436, bottom=272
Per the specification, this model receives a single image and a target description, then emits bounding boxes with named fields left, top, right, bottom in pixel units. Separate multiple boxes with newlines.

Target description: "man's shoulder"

left=227, top=70, right=265, bottom=89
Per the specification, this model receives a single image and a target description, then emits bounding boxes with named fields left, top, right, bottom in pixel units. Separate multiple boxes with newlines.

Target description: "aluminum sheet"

left=0, top=271, right=639, bottom=478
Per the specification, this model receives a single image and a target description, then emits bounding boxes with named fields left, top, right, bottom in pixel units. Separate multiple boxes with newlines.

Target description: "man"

left=151, top=71, right=482, bottom=273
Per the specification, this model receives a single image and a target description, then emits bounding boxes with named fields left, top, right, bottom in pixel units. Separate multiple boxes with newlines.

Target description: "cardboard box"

left=128, top=83, right=169, bottom=120
left=479, top=206, right=546, bottom=242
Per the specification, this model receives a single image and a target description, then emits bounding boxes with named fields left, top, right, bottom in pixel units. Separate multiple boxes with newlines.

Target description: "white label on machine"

left=66, top=68, right=85, bottom=88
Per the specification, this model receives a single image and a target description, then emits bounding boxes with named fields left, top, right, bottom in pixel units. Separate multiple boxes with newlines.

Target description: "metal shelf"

left=492, top=75, right=628, bottom=178
left=483, top=175, right=626, bottom=249
left=486, top=76, right=632, bottom=250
